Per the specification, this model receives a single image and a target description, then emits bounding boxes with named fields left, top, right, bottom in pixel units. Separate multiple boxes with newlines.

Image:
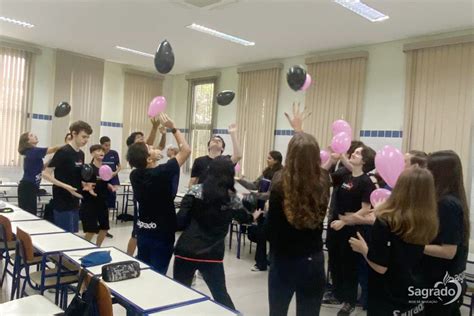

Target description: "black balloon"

left=54, top=101, right=71, bottom=118
left=216, top=90, right=235, bottom=106
left=287, top=66, right=307, bottom=91
left=154, top=40, right=175, bottom=74
left=81, top=164, right=94, bottom=182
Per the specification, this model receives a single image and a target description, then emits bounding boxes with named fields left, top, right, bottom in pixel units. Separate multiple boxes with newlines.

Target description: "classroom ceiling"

left=0, top=0, right=473, bottom=74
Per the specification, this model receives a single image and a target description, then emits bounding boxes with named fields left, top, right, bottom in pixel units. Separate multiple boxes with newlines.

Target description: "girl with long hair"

left=17, top=132, right=61, bottom=214
left=420, top=150, right=470, bottom=315
left=266, top=103, right=330, bottom=316
left=349, top=167, right=439, bottom=315
left=173, top=156, right=261, bottom=309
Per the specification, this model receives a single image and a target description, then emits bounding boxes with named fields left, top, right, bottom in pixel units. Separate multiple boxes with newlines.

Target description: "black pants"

left=332, top=226, right=359, bottom=305
left=268, top=251, right=325, bottom=316
left=252, top=220, right=268, bottom=270
left=173, top=257, right=235, bottom=310
left=325, top=219, right=337, bottom=287
left=18, top=180, right=37, bottom=215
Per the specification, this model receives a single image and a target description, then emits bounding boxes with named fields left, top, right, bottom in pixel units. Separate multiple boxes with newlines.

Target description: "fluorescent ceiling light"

left=186, top=23, right=255, bottom=46
left=334, top=0, right=389, bottom=22
left=115, top=46, right=154, bottom=58
left=0, top=16, right=35, bottom=28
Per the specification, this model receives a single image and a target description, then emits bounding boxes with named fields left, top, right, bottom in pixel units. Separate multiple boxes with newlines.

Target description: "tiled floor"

left=0, top=214, right=471, bottom=315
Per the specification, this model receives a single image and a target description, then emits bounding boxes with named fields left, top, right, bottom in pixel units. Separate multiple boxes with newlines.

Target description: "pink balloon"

left=300, top=74, right=312, bottom=91
left=375, top=145, right=405, bottom=188
left=320, top=150, right=330, bottom=165
left=99, top=165, right=113, bottom=181
left=234, top=163, right=241, bottom=173
left=370, top=188, right=391, bottom=207
left=332, top=119, right=352, bottom=136
left=148, top=96, right=167, bottom=117
left=331, top=132, right=351, bottom=154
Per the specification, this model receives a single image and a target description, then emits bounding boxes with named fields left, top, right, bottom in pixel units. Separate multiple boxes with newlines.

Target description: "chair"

left=0, top=215, right=16, bottom=287
left=13, top=228, right=78, bottom=299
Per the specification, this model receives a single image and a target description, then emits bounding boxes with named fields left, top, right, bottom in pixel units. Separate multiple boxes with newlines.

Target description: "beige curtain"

left=304, top=52, right=368, bottom=148
left=403, top=40, right=473, bottom=189
left=236, top=66, right=281, bottom=180
left=0, top=47, right=33, bottom=166
left=122, top=71, right=163, bottom=161
left=52, top=50, right=104, bottom=149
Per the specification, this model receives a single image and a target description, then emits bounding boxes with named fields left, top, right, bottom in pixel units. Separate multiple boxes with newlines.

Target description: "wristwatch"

left=171, top=128, right=177, bottom=134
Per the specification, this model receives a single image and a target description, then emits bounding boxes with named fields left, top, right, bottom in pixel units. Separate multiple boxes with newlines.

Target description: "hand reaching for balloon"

left=228, top=123, right=237, bottom=134
left=150, top=117, right=160, bottom=129
left=158, top=113, right=175, bottom=129
left=284, top=102, right=311, bottom=132
left=349, top=232, right=368, bottom=256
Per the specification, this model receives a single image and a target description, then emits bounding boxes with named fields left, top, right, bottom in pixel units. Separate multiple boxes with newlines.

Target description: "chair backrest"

left=16, top=227, right=34, bottom=262
left=0, top=214, right=13, bottom=242
left=84, top=274, right=113, bottom=316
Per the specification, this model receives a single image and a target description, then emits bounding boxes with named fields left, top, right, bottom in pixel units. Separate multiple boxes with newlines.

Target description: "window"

left=0, top=47, right=32, bottom=166
left=188, top=80, right=215, bottom=167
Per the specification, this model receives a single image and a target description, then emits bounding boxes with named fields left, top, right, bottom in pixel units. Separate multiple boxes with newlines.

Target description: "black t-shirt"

left=333, top=173, right=375, bottom=216
left=48, top=144, right=84, bottom=211
left=418, top=195, right=467, bottom=284
left=328, top=166, right=351, bottom=221
left=130, top=158, right=180, bottom=236
left=80, top=164, right=109, bottom=210
left=191, top=155, right=232, bottom=184
left=367, top=218, right=425, bottom=315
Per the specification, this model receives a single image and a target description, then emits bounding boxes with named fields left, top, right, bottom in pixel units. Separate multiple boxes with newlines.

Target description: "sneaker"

left=106, top=233, right=113, bottom=238
left=322, top=292, right=341, bottom=305
left=250, top=265, right=267, bottom=272
left=337, top=303, right=355, bottom=316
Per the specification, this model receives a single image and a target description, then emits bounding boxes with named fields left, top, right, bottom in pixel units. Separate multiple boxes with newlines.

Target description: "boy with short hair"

left=43, top=120, right=92, bottom=232
left=127, top=113, right=190, bottom=274
left=80, top=144, right=110, bottom=246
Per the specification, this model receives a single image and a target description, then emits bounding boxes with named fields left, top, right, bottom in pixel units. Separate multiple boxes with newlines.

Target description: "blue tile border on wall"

left=100, top=121, right=123, bottom=128
left=359, top=130, right=403, bottom=138
left=29, top=113, right=53, bottom=121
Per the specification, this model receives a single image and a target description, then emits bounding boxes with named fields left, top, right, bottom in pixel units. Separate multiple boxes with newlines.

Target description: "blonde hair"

left=377, top=167, right=439, bottom=245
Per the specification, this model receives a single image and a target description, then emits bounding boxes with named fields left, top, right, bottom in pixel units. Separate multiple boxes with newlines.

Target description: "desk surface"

left=0, top=294, right=63, bottom=315
left=62, top=247, right=149, bottom=275
left=105, top=269, right=205, bottom=313
left=0, top=203, right=40, bottom=221
left=31, top=232, right=97, bottom=254
left=150, top=300, right=240, bottom=315
left=11, top=219, right=65, bottom=235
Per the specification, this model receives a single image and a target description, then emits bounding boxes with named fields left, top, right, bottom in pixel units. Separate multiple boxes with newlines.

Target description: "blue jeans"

left=53, top=209, right=79, bottom=233
left=269, top=252, right=325, bottom=316
left=137, top=232, right=175, bottom=274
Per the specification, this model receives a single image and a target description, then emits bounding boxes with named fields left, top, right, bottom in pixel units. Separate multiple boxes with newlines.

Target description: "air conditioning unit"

left=175, top=0, right=238, bottom=10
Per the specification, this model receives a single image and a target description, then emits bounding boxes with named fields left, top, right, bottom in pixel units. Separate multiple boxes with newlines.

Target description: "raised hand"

left=228, top=123, right=237, bottom=134
left=158, top=113, right=175, bottom=129
left=284, top=102, right=311, bottom=132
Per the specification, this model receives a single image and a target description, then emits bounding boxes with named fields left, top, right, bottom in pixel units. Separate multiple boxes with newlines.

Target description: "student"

left=17, top=132, right=61, bottom=215
left=420, top=150, right=469, bottom=315
left=43, top=121, right=92, bottom=232
left=127, top=113, right=190, bottom=273
left=404, top=150, right=428, bottom=169
left=125, top=121, right=167, bottom=255
left=349, top=167, right=439, bottom=315
left=238, top=150, right=283, bottom=272
left=266, top=104, right=330, bottom=316
left=330, top=145, right=376, bottom=315
left=80, top=144, right=111, bottom=246
left=100, top=137, right=121, bottom=206
left=189, top=124, right=242, bottom=185
left=174, top=157, right=260, bottom=309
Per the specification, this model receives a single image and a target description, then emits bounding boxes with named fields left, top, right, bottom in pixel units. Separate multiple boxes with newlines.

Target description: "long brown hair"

left=18, top=132, right=34, bottom=155
left=427, top=150, right=470, bottom=245
left=377, top=167, right=439, bottom=245
left=276, top=132, right=329, bottom=230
